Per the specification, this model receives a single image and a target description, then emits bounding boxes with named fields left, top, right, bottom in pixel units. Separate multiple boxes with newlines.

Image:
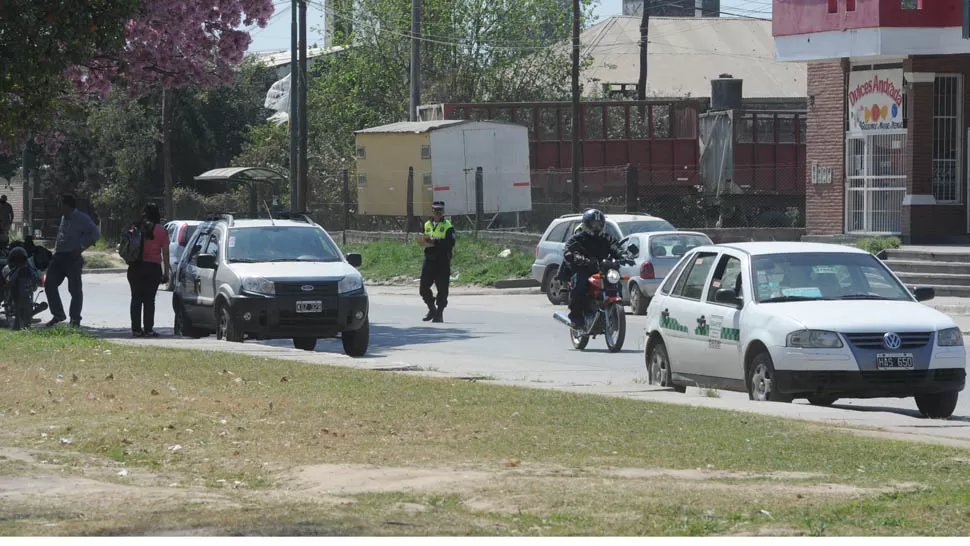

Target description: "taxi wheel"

left=647, top=340, right=686, bottom=393
left=629, top=284, right=649, bottom=315
left=915, top=392, right=959, bottom=419
left=748, top=352, right=792, bottom=403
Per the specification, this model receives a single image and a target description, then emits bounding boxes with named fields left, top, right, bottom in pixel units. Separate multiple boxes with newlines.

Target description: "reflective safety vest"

left=425, top=218, right=453, bottom=238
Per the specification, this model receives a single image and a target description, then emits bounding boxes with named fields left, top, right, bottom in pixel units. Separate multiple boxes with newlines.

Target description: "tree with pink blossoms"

left=1, top=0, right=275, bottom=162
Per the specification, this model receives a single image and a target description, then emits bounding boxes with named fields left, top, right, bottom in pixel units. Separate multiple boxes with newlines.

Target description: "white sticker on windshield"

left=228, top=236, right=236, bottom=248
left=757, top=271, right=768, bottom=283
left=782, top=287, right=822, bottom=298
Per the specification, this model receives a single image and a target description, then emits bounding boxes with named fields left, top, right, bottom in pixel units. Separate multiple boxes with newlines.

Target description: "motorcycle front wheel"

left=604, top=303, right=626, bottom=353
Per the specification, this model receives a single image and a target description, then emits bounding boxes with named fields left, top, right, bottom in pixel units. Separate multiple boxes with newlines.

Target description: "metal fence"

left=296, top=164, right=805, bottom=235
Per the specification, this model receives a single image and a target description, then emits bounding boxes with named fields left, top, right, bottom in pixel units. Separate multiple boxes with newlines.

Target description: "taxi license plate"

left=296, top=301, right=323, bottom=313
left=876, top=353, right=914, bottom=370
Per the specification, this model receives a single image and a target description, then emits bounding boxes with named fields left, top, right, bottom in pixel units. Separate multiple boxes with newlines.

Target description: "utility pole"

left=409, top=0, right=421, bottom=121
left=570, top=0, right=581, bottom=213
left=638, top=1, right=649, bottom=102
left=289, top=0, right=298, bottom=212
left=298, top=0, right=309, bottom=211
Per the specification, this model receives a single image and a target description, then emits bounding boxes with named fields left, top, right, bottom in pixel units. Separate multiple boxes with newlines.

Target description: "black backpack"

left=119, top=224, right=144, bottom=265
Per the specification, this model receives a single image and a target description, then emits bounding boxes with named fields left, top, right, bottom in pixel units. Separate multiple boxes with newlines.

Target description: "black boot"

left=422, top=305, right=435, bottom=321
left=432, top=306, right=444, bottom=323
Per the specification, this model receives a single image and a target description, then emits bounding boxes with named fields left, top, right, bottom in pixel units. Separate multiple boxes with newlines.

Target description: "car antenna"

left=262, top=200, right=276, bottom=226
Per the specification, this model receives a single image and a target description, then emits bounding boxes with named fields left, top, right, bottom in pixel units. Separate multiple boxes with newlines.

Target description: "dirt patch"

left=283, top=464, right=492, bottom=497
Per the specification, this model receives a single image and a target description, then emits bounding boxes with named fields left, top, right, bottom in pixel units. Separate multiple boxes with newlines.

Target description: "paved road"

left=43, top=274, right=970, bottom=448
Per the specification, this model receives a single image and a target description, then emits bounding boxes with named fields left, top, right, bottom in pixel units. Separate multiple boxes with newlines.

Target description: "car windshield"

left=617, top=220, right=676, bottom=236
left=227, top=226, right=341, bottom=263
left=648, top=234, right=711, bottom=258
left=752, top=252, right=912, bottom=303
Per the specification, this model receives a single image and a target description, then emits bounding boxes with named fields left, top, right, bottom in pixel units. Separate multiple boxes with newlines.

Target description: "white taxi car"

left=643, top=242, right=966, bottom=418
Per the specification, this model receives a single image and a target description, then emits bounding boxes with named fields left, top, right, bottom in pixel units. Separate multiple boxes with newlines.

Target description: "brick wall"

left=805, top=61, right=847, bottom=235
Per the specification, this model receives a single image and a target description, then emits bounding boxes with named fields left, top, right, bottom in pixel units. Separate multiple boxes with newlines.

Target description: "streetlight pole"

left=570, top=0, right=581, bottom=213
left=289, top=0, right=299, bottom=212
left=298, top=0, right=308, bottom=211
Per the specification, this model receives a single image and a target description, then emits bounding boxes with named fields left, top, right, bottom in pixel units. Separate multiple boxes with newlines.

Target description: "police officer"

left=420, top=201, right=456, bottom=323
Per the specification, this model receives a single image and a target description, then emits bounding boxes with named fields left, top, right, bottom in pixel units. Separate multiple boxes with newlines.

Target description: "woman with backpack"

left=125, top=203, right=170, bottom=337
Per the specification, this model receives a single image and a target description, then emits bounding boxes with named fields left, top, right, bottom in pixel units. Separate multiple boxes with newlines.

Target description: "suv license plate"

left=296, top=301, right=323, bottom=313
left=876, top=353, right=914, bottom=370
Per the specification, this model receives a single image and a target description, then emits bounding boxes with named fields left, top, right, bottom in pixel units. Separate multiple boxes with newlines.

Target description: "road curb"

left=492, top=279, right=540, bottom=289
left=82, top=268, right=127, bottom=275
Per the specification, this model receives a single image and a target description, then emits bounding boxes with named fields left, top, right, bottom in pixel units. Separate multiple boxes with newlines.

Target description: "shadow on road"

left=247, top=323, right=479, bottom=358
left=804, top=402, right=970, bottom=423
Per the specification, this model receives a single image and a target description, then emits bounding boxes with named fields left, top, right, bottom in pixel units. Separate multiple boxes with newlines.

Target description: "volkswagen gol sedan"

left=643, top=242, right=966, bottom=418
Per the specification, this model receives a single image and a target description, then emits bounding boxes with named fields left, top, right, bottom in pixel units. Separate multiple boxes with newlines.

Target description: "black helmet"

left=7, top=246, right=27, bottom=266
left=581, top=208, right=606, bottom=235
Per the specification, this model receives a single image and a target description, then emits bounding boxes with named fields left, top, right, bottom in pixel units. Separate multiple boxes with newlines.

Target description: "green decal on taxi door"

left=660, top=316, right=689, bottom=333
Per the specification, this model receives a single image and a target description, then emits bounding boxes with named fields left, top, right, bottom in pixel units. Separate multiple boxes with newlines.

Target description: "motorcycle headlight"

left=338, top=274, right=363, bottom=294
left=786, top=329, right=843, bottom=349
left=606, top=269, right=621, bottom=284
left=937, top=327, right=964, bottom=347
left=240, top=277, right=275, bottom=296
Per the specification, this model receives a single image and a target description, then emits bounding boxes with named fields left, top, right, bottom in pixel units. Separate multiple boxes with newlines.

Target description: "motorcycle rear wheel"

left=604, top=303, right=626, bottom=353
left=570, top=328, right=589, bottom=350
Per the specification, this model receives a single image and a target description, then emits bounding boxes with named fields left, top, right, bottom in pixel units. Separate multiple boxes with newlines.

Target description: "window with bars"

left=932, top=74, right=962, bottom=203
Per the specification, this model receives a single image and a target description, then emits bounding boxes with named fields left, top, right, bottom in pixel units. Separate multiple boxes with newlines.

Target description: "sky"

left=246, top=0, right=774, bottom=53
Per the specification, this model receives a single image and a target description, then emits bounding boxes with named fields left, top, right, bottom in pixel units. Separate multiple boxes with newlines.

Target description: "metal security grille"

left=846, top=131, right=908, bottom=234
left=933, top=74, right=962, bottom=203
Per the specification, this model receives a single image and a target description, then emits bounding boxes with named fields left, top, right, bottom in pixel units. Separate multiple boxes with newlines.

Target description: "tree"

left=1, top=0, right=275, bottom=163
left=0, top=0, right=139, bottom=155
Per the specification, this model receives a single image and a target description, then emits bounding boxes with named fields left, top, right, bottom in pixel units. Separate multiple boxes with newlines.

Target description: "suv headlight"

left=786, top=329, right=843, bottom=349
left=240, top=277, right=275, bottom=296
left=937, top=327, right=964, bottom=347
left=338, top=274, right=363, bottom=294
left=606, top=269, right=621, bottom=284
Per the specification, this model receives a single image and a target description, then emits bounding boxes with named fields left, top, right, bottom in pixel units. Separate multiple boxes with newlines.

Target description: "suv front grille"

left=843, top=332, right=932, bottom=350
left=276, top=281, right=338, bottom=297
left=279, top=309, right=338, bottom=327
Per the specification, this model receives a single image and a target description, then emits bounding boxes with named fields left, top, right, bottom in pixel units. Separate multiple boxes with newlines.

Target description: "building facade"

left=774, top=0, right=970, bottom=243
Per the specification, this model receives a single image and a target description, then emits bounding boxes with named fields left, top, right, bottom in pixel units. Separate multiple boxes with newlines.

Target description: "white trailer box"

left=354, top=120, right=532, bottom=217
left=428, top=121, right=532, bottom=216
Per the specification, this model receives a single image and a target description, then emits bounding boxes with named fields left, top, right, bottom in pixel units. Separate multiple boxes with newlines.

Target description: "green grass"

left=82, top=253, right=121, bottom=269
left=341, top=239, right=533, bottom=286
left=855, top=237, right=901, bottom=256
left=2, top=328, right=970, bottom=535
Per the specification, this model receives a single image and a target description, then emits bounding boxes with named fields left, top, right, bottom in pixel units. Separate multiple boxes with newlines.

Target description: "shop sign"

left=847, top=69, right=904, bottom=133
left=811, top=161, right=832, bottom=185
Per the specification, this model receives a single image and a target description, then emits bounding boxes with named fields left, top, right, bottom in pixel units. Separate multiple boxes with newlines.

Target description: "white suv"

left=531, top=213, right=675, bottom=305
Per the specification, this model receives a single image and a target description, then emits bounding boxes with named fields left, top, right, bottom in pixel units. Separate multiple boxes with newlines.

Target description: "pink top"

left=142, top=224, right=170, bottom=265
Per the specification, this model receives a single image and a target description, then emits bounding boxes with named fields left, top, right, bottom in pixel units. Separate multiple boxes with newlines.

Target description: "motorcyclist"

left=562, top=208, right=627, bottom=329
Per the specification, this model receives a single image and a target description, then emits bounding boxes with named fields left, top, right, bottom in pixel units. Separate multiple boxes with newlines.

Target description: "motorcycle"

left=553, top=242, right=639, bottom=353
left=0, top=242, right=50, bottom=330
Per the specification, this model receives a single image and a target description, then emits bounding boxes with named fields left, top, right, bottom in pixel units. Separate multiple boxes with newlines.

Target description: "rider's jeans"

left=568, top=268, right=593, bottom=325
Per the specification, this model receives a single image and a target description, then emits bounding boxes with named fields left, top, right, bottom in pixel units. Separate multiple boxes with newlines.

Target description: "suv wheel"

left=545, top=268, right=567, bottom=305
left=342, top=317, right=370, bottom=357
left=216, top=304, right=244, bottom=343
left=293, top=337, right=317, bottom=351
left=173, top=298, right=205, bottom=338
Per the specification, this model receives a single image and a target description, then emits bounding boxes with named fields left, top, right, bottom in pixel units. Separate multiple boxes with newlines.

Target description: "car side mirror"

left=913, top=286, right=935, bottom=302
left=626, top=244, right=640, bottom=258
left=715, top=288, right=743, bottom=309
left=197, top=253, right=217, bottom=270
left=347, top=253, right=362, bottom=268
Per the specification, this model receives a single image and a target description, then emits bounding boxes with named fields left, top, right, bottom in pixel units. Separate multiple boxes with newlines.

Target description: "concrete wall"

left=338, top=227, right=806, bottom=252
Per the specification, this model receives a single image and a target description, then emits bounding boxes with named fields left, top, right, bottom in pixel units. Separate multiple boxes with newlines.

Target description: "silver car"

left=617, top=231, right=713, bottom=314
left=531, top=213, right=676, bottom=305
left=163, top=220, right=202, bottom=291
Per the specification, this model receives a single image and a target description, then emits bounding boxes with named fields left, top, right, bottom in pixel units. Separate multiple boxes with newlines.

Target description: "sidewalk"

left=927, top=296, right=970, bottom=318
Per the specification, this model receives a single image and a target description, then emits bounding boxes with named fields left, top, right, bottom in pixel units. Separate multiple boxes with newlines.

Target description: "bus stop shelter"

left=193, top=167, right=287, bottom=214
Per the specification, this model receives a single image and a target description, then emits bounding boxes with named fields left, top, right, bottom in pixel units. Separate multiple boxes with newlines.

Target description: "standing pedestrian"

left=0, top=195, right=14, bottom=248
left=127, top=203, right=170, bottom=337
left=419, top=201, right=456, bottom=323
left=46, top=194, right=100, bottom=328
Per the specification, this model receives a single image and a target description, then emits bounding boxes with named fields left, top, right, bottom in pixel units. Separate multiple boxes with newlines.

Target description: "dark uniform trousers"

left=420, top=258, right=450, bottom=310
